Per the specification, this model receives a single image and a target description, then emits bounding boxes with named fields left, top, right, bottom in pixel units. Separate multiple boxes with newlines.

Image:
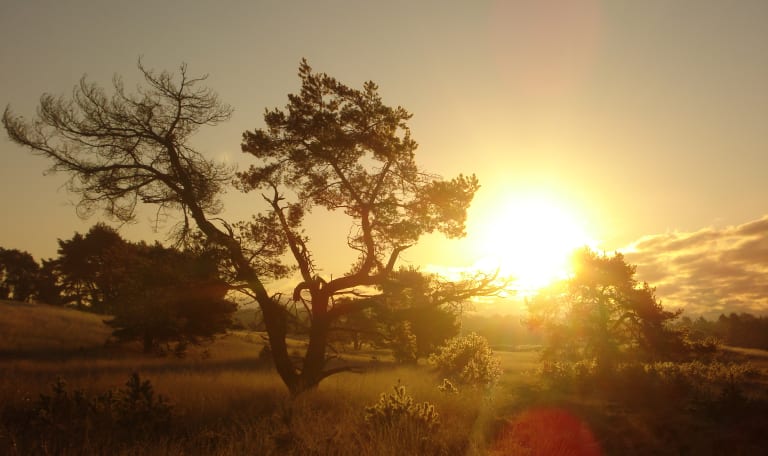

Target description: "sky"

left=1, top=0, right=767, bottom=317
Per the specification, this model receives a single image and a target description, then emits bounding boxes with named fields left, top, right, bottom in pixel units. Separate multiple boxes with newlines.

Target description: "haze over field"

left=2, top=0, right=767, bottom=316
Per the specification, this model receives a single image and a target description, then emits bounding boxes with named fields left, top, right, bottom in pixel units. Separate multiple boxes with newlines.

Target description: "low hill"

left=0, top=300, right=112, bottom=357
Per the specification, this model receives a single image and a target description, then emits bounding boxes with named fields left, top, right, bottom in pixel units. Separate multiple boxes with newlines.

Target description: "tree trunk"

left=254, top=284, right=302, bottom=393
left=296, top=315, right=331, bottom=393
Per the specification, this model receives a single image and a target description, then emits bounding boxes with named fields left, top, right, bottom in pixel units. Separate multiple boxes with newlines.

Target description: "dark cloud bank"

left=625, top=216, right=768, bottom=318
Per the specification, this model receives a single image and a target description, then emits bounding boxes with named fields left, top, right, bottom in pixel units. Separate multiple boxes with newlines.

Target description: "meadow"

left=2, top=300, right=767, bottom=455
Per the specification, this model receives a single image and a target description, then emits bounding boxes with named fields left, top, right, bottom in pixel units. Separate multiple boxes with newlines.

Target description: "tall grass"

left=3, top=300, right=767, bottom=454
left=0, top=300, right=111, bottom=355
left=2, top=363, right=506, bottom=455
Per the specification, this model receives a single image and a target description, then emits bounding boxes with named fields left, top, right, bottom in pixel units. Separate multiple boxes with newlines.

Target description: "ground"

left=1, top=300, right=767, bottom=455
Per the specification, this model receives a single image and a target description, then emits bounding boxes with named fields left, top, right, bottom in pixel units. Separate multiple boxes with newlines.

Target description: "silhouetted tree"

left=696, top=313, right=768, bottom=350
left=329, top=268, right=466, bottom=362
left=528, top=248, right=686, bottom=371
left=377, top=268, right=462, bottom=359
left=0, top=247, right=62, bottom=305
left=0, top=247, right=40, bottom=302
left=35, top=259, right=64, bottom=305
left=4, top=59, right=496, bottom=394
left=106, top=243, right=236, bottom=353
left=55, top=224, right=132, bottom=312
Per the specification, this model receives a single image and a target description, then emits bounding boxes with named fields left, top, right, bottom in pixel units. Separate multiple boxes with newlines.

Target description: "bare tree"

left=4, top=59, right=497, bottom=394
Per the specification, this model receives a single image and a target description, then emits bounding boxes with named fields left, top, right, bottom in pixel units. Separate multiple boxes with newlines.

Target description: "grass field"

left=2, top=300, right=767, bottom=455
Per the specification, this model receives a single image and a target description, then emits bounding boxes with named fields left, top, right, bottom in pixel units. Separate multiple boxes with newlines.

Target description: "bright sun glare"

left=474, top=196, right=595, bottom=294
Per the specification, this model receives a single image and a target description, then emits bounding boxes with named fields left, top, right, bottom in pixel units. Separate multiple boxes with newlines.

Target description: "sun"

left=472, top=195, right=595, bottom=294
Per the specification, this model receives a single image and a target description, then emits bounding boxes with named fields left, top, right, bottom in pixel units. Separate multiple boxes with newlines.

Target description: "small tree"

left=527, top=248, right=686, bottom=371
left=4, top=59, right=496, bottom=394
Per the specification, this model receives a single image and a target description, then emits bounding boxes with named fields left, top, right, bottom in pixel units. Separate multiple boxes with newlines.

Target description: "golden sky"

left=1, top=0, right=767, bottom=316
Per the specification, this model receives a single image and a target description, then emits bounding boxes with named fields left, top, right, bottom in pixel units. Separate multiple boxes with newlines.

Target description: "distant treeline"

left=681, top=313, right=768, bottom=351
left=0, top=224, right=235, bottom=353
left=461, top=313, right=544, bottom=349
left=461, top=312, right=768, bottom=352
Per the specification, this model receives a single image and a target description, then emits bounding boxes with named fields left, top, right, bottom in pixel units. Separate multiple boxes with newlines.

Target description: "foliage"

left=236, top=60, right=491, bottom=391
left=437, top=378, right=459, bottom=394
left=377, top=268, right=463, bottom=358
left=537, top=359, right=599, bottom=390
left=105, top=241, right=236, bottom=354
left=389, top=321, right=419, bottom=364
left=54, top=223, right=133, bottom=312
left=365, top=384, right=440, bottom=433
left=45, top=224, right=236, bottom=353
left=429, top=332, right=502, bottom=387
left=528, top=248, right=687, bottom=370
left=35, top=258, right=64, bottom=305
left=0, top=247, right=40, bottom=302
left=330, top=268, right=467, bottom=362
left=2, top=373, right=171, bottom=454
left=681, top=313, right=768, bottom=351
left=4, top=59, right=494, bottom=394
left=538, top=358, right=759, bottom=405
left=1, top=326, right=767, bottom=455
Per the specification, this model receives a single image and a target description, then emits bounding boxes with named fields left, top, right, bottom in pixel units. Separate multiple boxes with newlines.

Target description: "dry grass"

left=2, top=300, right=767, bottom=454
left=0, top=300, right=510, bottom=454
left=0, top=300, right=111, bottom=355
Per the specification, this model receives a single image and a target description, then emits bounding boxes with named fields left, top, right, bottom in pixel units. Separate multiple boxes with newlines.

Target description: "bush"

left=365, top=384, right=440, bottom=433
left=429, top=332, right=502, bottom=387
left=2, top=373, right=172, bottom=453
left=391, top=321, right=418, bottom=364
left=537, top=358, right=759, bottom=412
left=538, top=359, right=598, bottom=391
left=438, top=378, right=459, bottom=394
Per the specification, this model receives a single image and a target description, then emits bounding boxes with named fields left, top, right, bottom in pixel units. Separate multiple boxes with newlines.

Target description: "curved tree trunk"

left=297, top=314, right=331, bottom=393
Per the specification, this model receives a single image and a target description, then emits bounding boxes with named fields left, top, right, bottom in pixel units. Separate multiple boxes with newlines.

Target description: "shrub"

left=538, top=359, right=598, bottom=391
left=2, top=373, right=172, bottom=453
left=391, top=321, right=418, bottom=364
left=429, top=332, right=502, bottom=387
left=438, top=378, right=459, bottom=394
left=365, top=384, right=440, bottom=433
left=113, top=372, right=173, bottom=435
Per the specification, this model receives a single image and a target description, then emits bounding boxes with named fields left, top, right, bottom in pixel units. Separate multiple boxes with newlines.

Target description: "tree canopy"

left=527, top=248, right=686, bottom=370
left=329, top=268, right=465, bottom=361
left=4, top=59, right=495, bottom=394
left=105, top=240, right=236, bottom=354
left=55, top=224, right=131, bottom=312
left=0, top=247, right=40, bottom=302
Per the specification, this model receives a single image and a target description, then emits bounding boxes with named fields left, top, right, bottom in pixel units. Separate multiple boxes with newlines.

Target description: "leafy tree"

left=20, top=223, right=236, bottom=353
left=684, top=313, right=768, bottom=350
left=35, top=259, right=64, bottom=305
left=329, top=268, right=465, bottom=361
left=55, top=224, right=133, bottom=312
left=4, top=59, right=496, bottom=394
left=106, top=243, right=236, bottom=353
left=375, top=268, right=462, bottom=359
left=527, top=248, right=686, bottom=371
left=0, top=247, right=40, bottom=302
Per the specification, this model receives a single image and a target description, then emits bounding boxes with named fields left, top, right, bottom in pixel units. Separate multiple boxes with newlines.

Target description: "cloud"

left=623, top=215, right=768, bottom=318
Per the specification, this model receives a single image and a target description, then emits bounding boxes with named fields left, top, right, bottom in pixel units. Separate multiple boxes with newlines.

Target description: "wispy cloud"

left=624, top=216, right=768, bottom=317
